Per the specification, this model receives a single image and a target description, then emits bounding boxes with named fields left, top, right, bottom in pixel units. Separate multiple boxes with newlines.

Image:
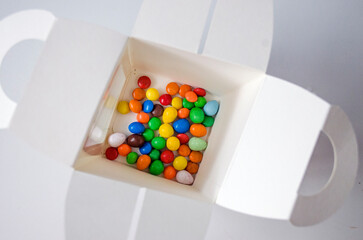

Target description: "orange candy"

left=179, top=84, right=192, bottom=97
left=118, top=144, right=131, bottom=156
left=185, top=91, right=198, bottom=102
left=166, top=82, right=179, bottom=96
left=177, top=108, right=190, bottom=119
left=163, top=165, right=177, bottom=179
left=129, top=99, right=142, bottom=113
left=189, top=151, right=203, bottom=163
left=178, top=144, right=191, bottom=157
left=136, top=112, right=150, bottom=123
left=137, top=155, right=151, bottom=170
left=190, top=124, right=207, bottom=137
left=132, top=88, right=146, bottom=100
left=186, top=161, right=199, bottom=174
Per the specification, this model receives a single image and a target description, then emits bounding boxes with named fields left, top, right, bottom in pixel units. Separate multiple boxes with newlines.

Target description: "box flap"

left=10, top=19, right=128, bottom=167
left=216, top=75, right=330, bottom=220
left=202, top=0, right=273, bottom=72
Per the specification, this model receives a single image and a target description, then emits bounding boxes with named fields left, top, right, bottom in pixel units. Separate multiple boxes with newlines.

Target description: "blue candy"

left=173, top=119, right=190, bottom=133
left=143, top=100, right=154, bottom=113
left=203, top=100, right=219, bottom=116
left=139, top=142, right=152, bottom=155
left=128, top=122, right=145, bottom=134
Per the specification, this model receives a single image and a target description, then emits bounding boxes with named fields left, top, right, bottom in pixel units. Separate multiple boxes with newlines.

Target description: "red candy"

left=176, top=133, right=189, bottom=145
left=193, top=88, right=206, bottom=97
left=105, top=147, right=118, bottom=160
left=159, top=94, right=172, bottom=106
left=160, top=150, right=174, bottom=164
left=138, top=76, right=151, bottom=89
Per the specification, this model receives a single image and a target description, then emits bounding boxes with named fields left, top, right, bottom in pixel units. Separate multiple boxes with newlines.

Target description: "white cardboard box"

left=0, top=0, right=359, bottom=239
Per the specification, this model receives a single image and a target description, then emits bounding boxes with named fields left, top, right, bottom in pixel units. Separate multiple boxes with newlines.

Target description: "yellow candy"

left=171, top=97, right=183, bottom=110
left=146, top=88, right=159, bottom=101
left=167, top=136, right=180, bottom=151
left=162, top=107, right=177, bottom=123
left=159, top=123, right=174, bottom=138
left=173, top=156, right=187, bottom=170
left=117, top=101, right=130, bottom=114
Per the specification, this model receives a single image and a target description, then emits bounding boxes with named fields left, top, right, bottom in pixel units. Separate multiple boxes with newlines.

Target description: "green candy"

left=149, top=160, right=164, bottom=175
left=149, top=149, right=161, bottom=161
left=194, top=96, right=207, bottom=108
left=182, top=98, right=194, bottom=109
left=126, top=152, right=138, bottom=164
left=151, top=137, right=166, bottom=150
left=202, top=116, right=214, bottom=127
left=142, top=128, right=154, bottom=141
left=189, top=137, right=208, bottom=151
left=148, top=117, right=161, bottom=130
left=189, top=107, right=205, bottom=123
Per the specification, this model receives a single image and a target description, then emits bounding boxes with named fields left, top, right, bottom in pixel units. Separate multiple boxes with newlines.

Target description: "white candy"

left=108, top=132, right=126, bottom=147
left=176, top=170, right=194, bottom=185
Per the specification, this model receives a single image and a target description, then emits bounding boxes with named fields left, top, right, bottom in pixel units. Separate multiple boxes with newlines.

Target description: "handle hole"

left=298, top=131, right=334, bottom=196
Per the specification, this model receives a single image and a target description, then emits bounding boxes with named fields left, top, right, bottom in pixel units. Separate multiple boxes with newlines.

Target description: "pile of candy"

left=105, top=76, right=219, bottom=185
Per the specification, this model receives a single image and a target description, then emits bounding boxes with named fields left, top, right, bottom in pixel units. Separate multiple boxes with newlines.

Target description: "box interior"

left=74, top=38, right=265, bottom=202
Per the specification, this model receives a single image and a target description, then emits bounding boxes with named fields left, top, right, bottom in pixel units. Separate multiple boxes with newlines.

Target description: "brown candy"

left=127, top=134, right=145, bottom=147
left=186, top=161, right=199, bottom=174
left=151, top=104, right=164, bottom=117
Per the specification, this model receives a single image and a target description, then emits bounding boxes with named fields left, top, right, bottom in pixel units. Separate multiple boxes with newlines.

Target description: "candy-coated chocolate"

left=189, top=137, right=207, bottom=151
left=105, top=147, right=118, bottom=160
left=190, top=124, right=207, bottom=137
left=117, top=101, right=130, bottom=114
left=149, top=160, right=164, bottom=175
left=171, top=97, right=183, bottom=109
left=173, top=156, right=187, bottom=170
left=178, top=144, right=191, bottom=157
left=182, top=98, right=194, bottom=109
left=176, top=170, right=194, bottom=185
left=185, top=91, right=198, bottom=102
left=108, top=132, right=126, bottom=147
left=148, top=117, right=162, bottom=130
left=146, top=88, right=159, bottom=101
left=132, top=88, right=146, bottom=100
left=126, top=152, right=138, bottom=164
left=189, top=151, right=203, bottom=163
left=127, top=134, right=145, bottom=147
left=139, top=142, right=152, bottom=155
left=136, top=112, right=150, bottom=124
left=159, top=123, right=174, bottom=138
left=202, top=116, right=214, bottom=127
left=166, top=82, right=179, bottom=95
left=203, top=100, right=219, bottom=116
left=118, top=144, right=132, bottom=156
left=194, top=96, right=207, bottom=108
left=176, top=133, right=189, bottom=145
left=142, top=100, right=154, bottom=113
left=138, top=76, right=151, bottom=89
left=151, top=137, right=166, bottom=150
left=179, top=84, right=192, bottom=97
left=128, top=122, right=145, bottom=134
left=129, top=99, right=142, bottom=113
left=160, top=150, right=174, bottom=164
left=151, top=104, right=164, bottom=117
left=162, top=107, right=177, bottom=123
left=189, top=107, right=205, bottom=123
left=177, top=108, right=190, bottom=118
left=173, top=119, right=190, bottom=133
left=163, top=165, right=177, bottom=179
left=193, top=88, right=206, bottom=96
left=142, top=128, right=154, bottom=141
left=166, top=136, right=180, bottom=151
left=159, top=94, right=172, bottom=106
left=137, top=155, right=151, bottom=170
left=149, top=149, right=161, bottom=161
left=186, top=162, right=199, bottom=174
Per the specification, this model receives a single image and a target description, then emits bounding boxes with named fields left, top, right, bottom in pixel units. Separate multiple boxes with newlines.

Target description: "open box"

left=2, top=0, right=359, bottom=237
